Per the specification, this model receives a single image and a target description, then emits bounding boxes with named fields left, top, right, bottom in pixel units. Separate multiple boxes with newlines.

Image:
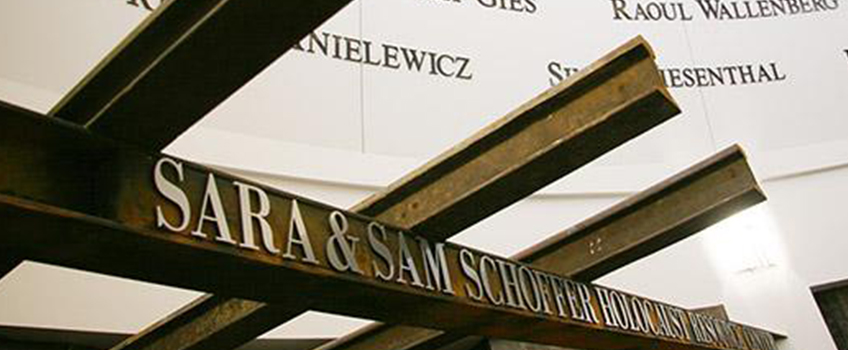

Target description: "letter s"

left=548, top=61, right=564, bottom=87
left=524, top=0, right=537, bottom=13
left=154, top=158, right=191, bottom=232
left=368, top=222, right=395, bottom=281
left=460, top=249, right=484, bottom=301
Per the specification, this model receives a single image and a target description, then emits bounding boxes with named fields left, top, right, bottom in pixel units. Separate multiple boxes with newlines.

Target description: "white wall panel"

left=0, top=0, right=146, bottom=111
left=196, top=2, right=365, bottom=153
left=684, top=9, right=848, bottom=155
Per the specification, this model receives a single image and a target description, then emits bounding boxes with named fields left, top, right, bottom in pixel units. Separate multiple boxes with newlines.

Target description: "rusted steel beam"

left=693, top=305, right=730, bottom=321
left=487, top=338, right=579, bottom=350
left=48, top=0, right=351, bottom=346
left=512, top=144, right=765, bottom=282
left=482, top=305, right=782, bottom=350
left=109, top=295, right=307, bottom=350
left=107, top=36, right=679, bottom=350
left=49, top=0, right=352, bottom=150
left=0, top=101, right=775, bottom=350
left=352, top=36, right=679, bottom=241
left=314, top=145, right=766, bottom=350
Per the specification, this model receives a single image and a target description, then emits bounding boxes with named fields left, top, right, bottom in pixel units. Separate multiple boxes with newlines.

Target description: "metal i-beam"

left=49, top=0, right=353, bottom=150
left=0, top=101, right=776, bottom=350
left=45, top=0, right=348, bottom=346
left=108, top=295, right=309, bottom=350
left=351, top=36, right=679, bottom=240
left=512, top=144, right=765, bottom=282
left=485, top=309, right=783, bottom=350
left=108, top=36, right=678, bottom=350
left=313, top=145, right=766, bottom=350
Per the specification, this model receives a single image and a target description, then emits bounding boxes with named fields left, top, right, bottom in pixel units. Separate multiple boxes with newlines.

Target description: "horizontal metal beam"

left=49, top=0, right=352, bottom=150
left=484, top=305, right=782, bottom=350
left=108, top=36, right=680, bottom=350
left=486, top=322, right=779, bottom=350
left=0, top=103, right=775, bottom=350
left=314, top=145, right=766, bottom=350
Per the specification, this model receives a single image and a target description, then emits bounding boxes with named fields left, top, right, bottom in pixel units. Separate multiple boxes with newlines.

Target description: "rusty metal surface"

left=49, top=0, right=352, bottom=150
left=512, top=144, right=766, bottom=281
left=102, top=35, right=680, bottom=350
left=693, top=305, right=730, bottom=322
left=315, top=146, right=765, bottom=350
left=483, top=306, right=736, bottom=350
left=0, top=324, right=330, bottom=350
left=487, top=338, right=580, bottom=350
left=690, top=306, right=785, bottom=341
left=45, top=0, right=350, bottom=346
left=0, top=102, right=775, bottom=350
left=109, top=296, right=303, bottom=350
left=351, top=36, right=679, bottom=241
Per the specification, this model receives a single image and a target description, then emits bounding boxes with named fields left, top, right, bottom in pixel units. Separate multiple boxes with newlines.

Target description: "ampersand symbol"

left=326, top=211, right=364, bottom=274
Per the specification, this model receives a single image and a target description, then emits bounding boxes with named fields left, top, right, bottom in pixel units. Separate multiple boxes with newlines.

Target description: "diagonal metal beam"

left=313, top=145, right=766, bottom=350
left=43, top=0, right=348, bottom=346
left=49, top=0, right=353, bottom=150
left=351, top=36, right=679, bottom=240
left=109, top=295, right=309, bottom=350
left=0, top=102, right=776, bottom=350
left=106, top=36, right=678, bottom=350
left=512, top=144, right=764, bottom=282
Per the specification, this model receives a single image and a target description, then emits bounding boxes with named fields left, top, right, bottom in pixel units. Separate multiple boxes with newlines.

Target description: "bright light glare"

left=703, top=205, right=781, bottom=274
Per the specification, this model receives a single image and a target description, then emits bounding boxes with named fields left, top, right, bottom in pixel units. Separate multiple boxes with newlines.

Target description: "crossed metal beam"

left=314, top=145, right=764, bottom=350
left=0, top=103, right=774, bottom=350
left=0, top=2, right=777, bottom=350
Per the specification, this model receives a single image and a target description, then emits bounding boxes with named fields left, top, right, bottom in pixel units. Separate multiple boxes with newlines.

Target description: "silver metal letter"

left=577, top=283, right=600, bottom=324
left=368, top=222, right=394, bottom=281
left=518, top=266, right=542, bottom=313
left=480, top=255, right=504, bottom=306
left=532, top=271, right=555, bottom=315
left=283, top=199, right=319, bottom=264
left=154, top=158, right=191, bottom=233
left=192, top=173, right=237, bottom=245
left=497, top=260, right=527, bottom=310
left=549, top=275, right=569, bottom=317
left=595, top=286, right=619, bottom=327
left=396, top=232, right=424, bottom=287
left=418, top=238, right=455, bottom=295
left=233, top=181, right=277, bottom=253
left=326, top=211, right=364, bottom=274
left=459, top=249, right=483, bottom=301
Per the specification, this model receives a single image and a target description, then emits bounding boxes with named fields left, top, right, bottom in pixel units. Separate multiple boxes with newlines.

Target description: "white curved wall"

left=1, top=1, right=848, bottom=349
